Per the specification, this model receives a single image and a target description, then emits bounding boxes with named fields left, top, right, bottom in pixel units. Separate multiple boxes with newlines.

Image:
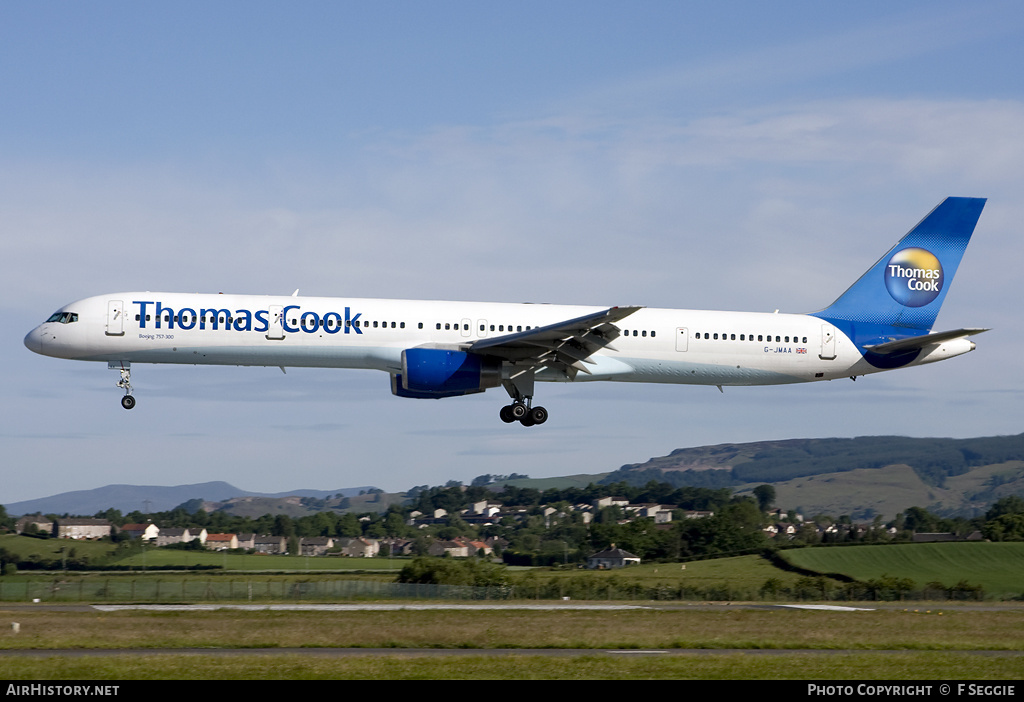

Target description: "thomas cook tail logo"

left=884, top=247, right=943, bottom=307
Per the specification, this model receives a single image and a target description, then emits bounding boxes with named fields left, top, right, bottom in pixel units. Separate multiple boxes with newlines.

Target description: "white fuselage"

left=24, top=292, right=974, bottom=389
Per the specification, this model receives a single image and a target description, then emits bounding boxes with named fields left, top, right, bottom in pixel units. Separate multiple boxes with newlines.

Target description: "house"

left=334, top=537, right=380, bottom=558
left=467, top=500, right=503, bottom=517
left=54, top=518, right=111, bottom=540
left=120, top=523, right=160, bottom=541
left=586, top=545, right=641, bottom=569
left=379, top=538, right=415, bottom=556
left=428, top=539, right=470, bottom=558
left=204, top=533, right=238, bottom=550
left=155, top=527, right=198, bottom=547
left=15, top=515, right=53, bottom=535
left=466, top=539, right=492, bottom=556
left=235, top=533, right=256, bottom=550
left=769, top=523, right=798, bottom=538
left=254, top=535, right=287, bottom=554
left=299, top=537, right=335, bottom=556
left=593, top=496, right=630, bottom=510
left=627, top=503, right=676, bottom=524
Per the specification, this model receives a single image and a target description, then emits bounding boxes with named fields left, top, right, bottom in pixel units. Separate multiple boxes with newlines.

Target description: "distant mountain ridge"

left=4, top=481, right=378, bottom=517
left=607, top=434, right=1024, bottom=487
left=7, top=434, right=1024, bottom=521
left=604, top=433, right=1024, bottom=519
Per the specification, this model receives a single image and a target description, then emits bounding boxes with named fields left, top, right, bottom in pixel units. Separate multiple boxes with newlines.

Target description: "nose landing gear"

left=110, top=361, right=136, bottom=410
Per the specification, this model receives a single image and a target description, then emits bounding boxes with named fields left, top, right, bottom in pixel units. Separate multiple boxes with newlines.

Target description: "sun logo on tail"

left=884, top=247, right=943, bottom=307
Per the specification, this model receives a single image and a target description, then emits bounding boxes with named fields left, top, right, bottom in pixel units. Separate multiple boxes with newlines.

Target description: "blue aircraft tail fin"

left=811, top=197, right=986, bottom=332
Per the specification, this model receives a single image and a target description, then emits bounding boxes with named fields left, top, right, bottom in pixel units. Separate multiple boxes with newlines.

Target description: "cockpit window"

left=45, top=312, right=79, bottom=324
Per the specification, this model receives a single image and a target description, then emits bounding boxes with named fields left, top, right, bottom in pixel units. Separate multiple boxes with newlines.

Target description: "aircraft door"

left=820, top=324, right=837, bottom=360
left=675, top=327, right=688, bottom=351
left=266, top=306, right=285, bottom=340
left=461, top=318, right=472, bottom=338
left=106, top=300, right=125, bottom=336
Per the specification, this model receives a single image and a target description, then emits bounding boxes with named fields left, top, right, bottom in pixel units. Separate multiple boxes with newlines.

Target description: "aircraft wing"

left=464, top=305, right=642, bottom=376
left=863, top=328, right=989, bottom=355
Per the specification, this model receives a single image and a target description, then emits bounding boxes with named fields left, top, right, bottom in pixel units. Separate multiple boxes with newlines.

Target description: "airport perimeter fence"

left=0, top=578, right=993, bottom=603
left=0, top=578, right=784, bottom=603
left=0, top=578, right=743, bottom=603
left=0, top=578, right=517, bottom=603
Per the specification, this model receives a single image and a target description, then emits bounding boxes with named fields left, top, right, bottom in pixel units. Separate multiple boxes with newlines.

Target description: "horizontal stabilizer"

left=864, top=328, right=989, bottom=355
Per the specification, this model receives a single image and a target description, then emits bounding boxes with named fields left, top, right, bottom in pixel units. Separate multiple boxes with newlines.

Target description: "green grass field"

left=524, top=555, right=802, bottom=592
left=0, top=534, right=406, bottom=572
left=1, top=608, right=1023, bottom=680
left=2, top=652, right=1022, bottom=680
left=0, top=534, right=115, bottom=563
left=111, top=549, right=406, bottom=571
left=780, top=542, right=1024, bottom=598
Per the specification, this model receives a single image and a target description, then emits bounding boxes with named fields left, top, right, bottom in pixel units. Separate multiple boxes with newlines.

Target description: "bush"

left=397, top=557, right=510, bottom=587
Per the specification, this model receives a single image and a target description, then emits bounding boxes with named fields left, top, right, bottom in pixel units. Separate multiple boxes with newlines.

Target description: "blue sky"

left=3, top=2, right=1023, bottom=507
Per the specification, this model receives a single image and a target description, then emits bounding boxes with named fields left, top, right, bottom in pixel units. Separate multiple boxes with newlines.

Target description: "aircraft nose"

left=24, top=327, right=43, bottom=355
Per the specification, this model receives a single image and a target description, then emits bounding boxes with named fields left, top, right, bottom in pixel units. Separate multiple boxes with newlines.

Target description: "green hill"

left=780, top=542, right=1024, bottom=599
left=605, top=434, right=1024, bottom=519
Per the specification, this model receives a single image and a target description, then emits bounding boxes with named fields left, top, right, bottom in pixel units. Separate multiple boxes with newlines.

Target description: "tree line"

left=5, top=485, right=1024, bottom=567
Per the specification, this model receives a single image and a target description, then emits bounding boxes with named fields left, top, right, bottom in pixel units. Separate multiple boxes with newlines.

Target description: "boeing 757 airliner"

left=25, top=197, right=988, bottom=426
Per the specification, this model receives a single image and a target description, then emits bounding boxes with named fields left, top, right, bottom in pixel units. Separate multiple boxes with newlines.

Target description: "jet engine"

left=390, top=348, right=502, bottom=399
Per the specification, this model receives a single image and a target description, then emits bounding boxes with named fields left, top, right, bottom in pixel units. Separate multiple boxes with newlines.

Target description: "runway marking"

left=92, top=604, right=653, bottom=612
left=777, top=604, right=875, bottom=611
left=606, top=650, right=669, bottom=654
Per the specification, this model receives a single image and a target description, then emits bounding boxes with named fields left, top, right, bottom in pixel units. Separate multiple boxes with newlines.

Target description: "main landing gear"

left=500, top=402, right=548, bottom=426
left=499, top=371, right=547, bottom=426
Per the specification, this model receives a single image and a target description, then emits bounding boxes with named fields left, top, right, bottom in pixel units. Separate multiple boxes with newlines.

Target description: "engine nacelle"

left=391, top=348, right=501, bottom=399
